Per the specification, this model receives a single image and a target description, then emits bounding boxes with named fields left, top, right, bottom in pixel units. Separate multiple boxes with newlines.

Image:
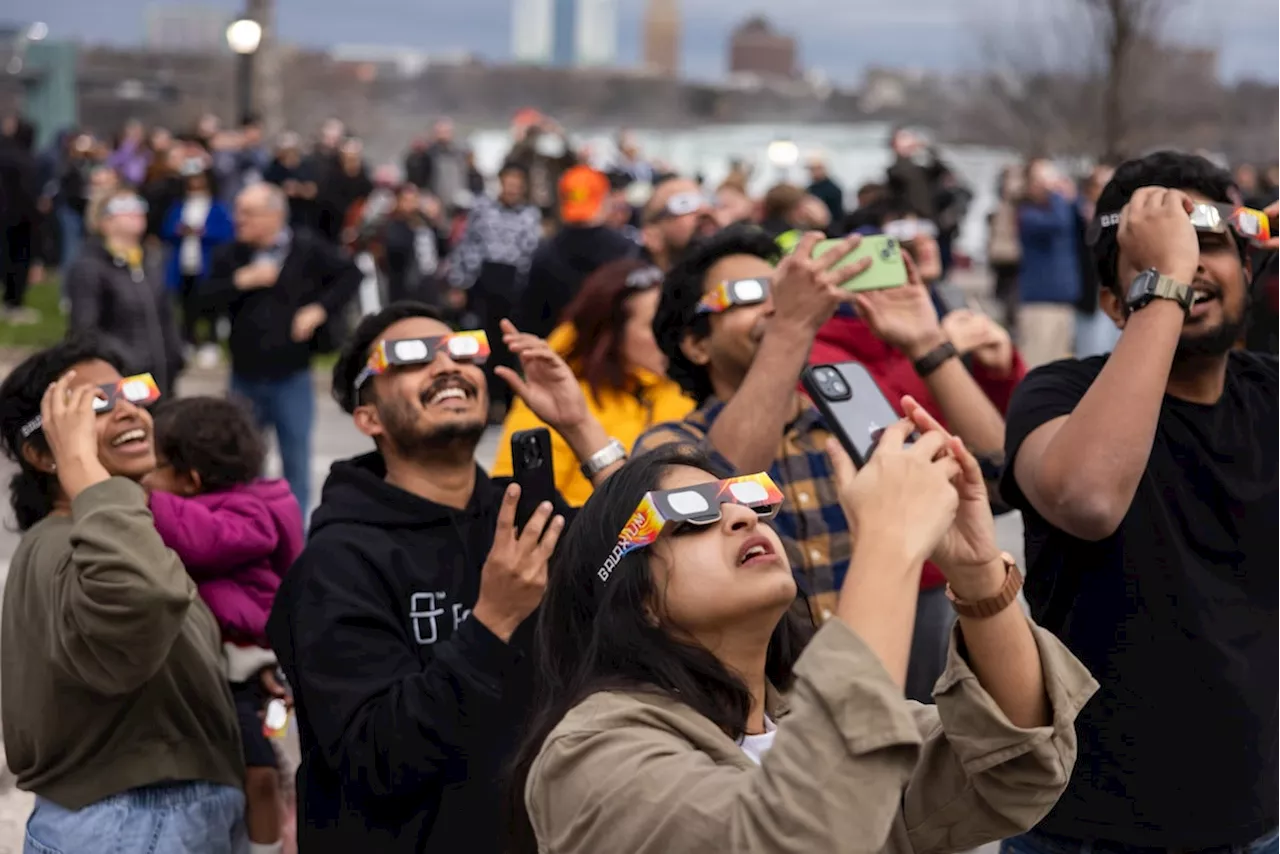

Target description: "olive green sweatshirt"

left=1, top=477, right=244, bottom=810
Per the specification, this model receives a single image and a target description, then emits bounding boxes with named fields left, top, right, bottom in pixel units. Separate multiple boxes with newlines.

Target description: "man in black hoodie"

left=515, top=165, right=637, bottom=338
left=267, top=302, right=629, bottom=853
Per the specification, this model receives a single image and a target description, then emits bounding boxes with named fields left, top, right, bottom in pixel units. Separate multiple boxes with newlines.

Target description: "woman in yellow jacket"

left=493, top=258, right=693, bottom=505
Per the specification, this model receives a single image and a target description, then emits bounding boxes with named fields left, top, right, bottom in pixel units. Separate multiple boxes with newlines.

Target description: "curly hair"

left=1091, top=151, right=1237, bottom=295
left=652, top=224, right=780, bottom=404
left=151, top=396, right=264, bottom=492
left=0, top=336, right=124, bottom=531
left=331, top=301, right=448, bottom=414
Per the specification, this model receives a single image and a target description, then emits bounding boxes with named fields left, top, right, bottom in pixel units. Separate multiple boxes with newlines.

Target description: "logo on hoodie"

left=409, top=592, right=472, bottom=645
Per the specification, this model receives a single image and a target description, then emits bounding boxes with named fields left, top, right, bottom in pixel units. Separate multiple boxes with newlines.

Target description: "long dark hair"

left=561, top=258, right=660, bottom=404
left=0, top=336, right=124, bottom=531
left=504, top=446, right=814, bottom=853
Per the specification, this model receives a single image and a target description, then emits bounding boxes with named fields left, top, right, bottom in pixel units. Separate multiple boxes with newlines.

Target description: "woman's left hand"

left=901, top=396, right=1005, bottom=597
left=495, top=319, right=589, bottom=433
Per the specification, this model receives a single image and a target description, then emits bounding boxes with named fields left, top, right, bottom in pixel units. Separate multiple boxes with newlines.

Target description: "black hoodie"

left=267, top=452, right=567, bottom=853
left=514, top=224, right=639, bottom=339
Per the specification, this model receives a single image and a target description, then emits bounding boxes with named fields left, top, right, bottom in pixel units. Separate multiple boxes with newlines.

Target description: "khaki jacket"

left=526, top=617, right=1097, bottom=854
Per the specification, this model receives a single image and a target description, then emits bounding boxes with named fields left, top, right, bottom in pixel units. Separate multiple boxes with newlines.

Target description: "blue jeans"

left=231, top=370, right=314, bottom=515
left=24, top=781, right=247, bottom=854
left=55, top=205, right=83, bottom=284
left=1003, top=827, right=1279, bottom=854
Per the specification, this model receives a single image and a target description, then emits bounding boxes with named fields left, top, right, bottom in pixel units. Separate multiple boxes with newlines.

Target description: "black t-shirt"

left=1002, top=351, right=1278, bottom=848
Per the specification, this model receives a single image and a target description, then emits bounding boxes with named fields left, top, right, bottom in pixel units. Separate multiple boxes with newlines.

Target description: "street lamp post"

left=766, top=139, right=799, bottom=184
left=225, top=17, right=262, bottom=125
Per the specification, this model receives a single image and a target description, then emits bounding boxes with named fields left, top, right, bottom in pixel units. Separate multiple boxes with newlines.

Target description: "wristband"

left=913, top=341, right=959, bottom=377
left=580, top=438, right=627, bottom=479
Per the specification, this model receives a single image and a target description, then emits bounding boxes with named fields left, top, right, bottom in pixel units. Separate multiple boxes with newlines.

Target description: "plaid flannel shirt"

left=633, top=398, right=852, bottom=604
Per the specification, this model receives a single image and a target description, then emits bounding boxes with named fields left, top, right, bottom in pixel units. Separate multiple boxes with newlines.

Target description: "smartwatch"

left=1126, top=268, right=1194, bottom=315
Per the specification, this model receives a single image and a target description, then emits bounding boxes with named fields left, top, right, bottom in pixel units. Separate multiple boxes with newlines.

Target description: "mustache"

left=419, top=373, right=479, bottom=404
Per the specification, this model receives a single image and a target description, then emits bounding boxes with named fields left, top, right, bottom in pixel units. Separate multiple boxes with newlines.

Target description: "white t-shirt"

left=179, top=195, right=212, bottom=275
left=738, top=716, right=778, bottom=766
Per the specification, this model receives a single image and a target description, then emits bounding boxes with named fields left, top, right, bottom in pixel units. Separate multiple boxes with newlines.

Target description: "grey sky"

left=7, top=0, right=1277, bottom=83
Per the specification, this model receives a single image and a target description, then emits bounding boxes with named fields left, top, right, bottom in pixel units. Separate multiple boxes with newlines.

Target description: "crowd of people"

left=0, top=106, right=1276, bottom=854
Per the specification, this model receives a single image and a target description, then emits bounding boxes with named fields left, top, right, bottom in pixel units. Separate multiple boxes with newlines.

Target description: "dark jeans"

left=1003, top=827, right=1279, bottom=854
left=231, top=370, right=314, bottom=515
left=1, top=222, right=33, bottom=309
left=905, top=585, right=956, bottom=704
left=180, top=274, right=219, bottom=346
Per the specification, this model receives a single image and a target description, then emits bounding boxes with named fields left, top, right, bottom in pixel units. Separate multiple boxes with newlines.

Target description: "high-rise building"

left=576, top=0, right=617, bottom=67
left=144, top=3, right=227, bottom=53
left=728, top=16, right=797, bottom=79
left=643, top=0, right=680, bottom=77
left=512, top=0, right=615, bottom=67
left=512, top=0, right=553, bottom=64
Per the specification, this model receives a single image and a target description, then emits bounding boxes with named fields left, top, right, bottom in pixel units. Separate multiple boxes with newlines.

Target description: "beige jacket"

left=526, top=617, right=1097, bottom=854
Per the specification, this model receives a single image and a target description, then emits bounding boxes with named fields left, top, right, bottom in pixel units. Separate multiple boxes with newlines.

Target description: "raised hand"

left=1117, top=186, right=1200, bottom=284
left=471, top=484, right=566, bottom=642
left=39, top=371, right=110, bottom=500
left=495, top=319, right=589, bottom=435
left=826, top=419, right=960, bottom=572
left=854, top=252, right=947, bottom=360
left=770, top=232, right=873, bottom=335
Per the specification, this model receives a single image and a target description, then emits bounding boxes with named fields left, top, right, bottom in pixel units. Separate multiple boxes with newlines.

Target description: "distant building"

left=643, top=0, right=680, bottom=77
left=513, top=0, right=554, bottom=64
left=144, top=3, right=227, bottom=53
left=576, top=0, right=618, bottom=67
left=512, top=0, right=616, bottom=67
left=329, top=45, right=474, bottom=78
left=728, top=16, right=796, bottom=80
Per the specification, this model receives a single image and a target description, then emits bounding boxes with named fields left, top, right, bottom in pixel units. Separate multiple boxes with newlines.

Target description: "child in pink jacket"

left=145, top=395, right=303, bottom=854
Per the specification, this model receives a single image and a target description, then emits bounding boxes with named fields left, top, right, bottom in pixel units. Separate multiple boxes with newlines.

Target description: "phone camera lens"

left=830, top=380, right=848, bottom=396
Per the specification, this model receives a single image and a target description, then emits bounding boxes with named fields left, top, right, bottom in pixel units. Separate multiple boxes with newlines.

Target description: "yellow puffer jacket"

left=491, top=323, right=695, bottom=506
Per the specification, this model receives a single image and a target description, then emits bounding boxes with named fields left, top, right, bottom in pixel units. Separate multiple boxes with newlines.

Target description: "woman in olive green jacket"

left=510, top=402, right=1098, bottom=854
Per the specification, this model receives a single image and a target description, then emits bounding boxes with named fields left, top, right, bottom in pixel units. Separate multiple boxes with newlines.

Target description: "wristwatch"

left=580, top=438, right=627, bottom=479
left=945, top=553, right=1023, bottom=619
left=1126, top=268, right=1194, bottom=315
left=913, top=341, right=959, bottom=377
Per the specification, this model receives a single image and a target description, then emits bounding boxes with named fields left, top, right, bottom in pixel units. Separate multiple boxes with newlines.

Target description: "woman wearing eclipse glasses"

left=0, top=338, right=247, bottom=852
left=507, top=399, right=1097, bottom=854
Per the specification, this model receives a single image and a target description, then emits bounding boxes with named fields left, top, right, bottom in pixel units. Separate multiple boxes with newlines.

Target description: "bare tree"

left=963, top=0, right=1187, bottom=159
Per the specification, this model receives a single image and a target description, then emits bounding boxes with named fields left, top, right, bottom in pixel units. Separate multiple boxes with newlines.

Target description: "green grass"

left=0, top=280, right=67, bottom=350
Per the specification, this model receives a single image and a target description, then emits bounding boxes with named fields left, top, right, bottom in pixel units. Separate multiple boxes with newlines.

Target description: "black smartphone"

left=511, top=428, right=558, bottom=532
left=801, top=362, right=914, bottom=467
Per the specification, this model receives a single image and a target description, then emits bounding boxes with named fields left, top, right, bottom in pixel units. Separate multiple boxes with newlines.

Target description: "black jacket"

left=515, top=225, right=638, bottom=338
left=205, top=230, right=361, bottom=380
left=66, top=240, right=184, bottom=395
left=267, top=453, right=568, bottom=854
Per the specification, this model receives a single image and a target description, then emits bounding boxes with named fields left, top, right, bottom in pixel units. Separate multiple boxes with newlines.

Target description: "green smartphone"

left=813, top=235, right=908, bottom=292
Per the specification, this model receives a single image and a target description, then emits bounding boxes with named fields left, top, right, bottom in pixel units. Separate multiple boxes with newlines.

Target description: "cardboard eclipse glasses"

left=353, top=330, right=490, bottom=391
left=20, top=373, right=161, bottom=439
left=596, top=472, right=784, bottom=583
left=696, top=277, right=770, bottom=315
left=1087, top=201, right=1271, bottom=247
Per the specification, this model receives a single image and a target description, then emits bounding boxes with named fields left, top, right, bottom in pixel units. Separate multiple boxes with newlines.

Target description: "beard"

left=379, top=397, right=486, bottom=461
left=1175, top=290, right=1251, bottom=362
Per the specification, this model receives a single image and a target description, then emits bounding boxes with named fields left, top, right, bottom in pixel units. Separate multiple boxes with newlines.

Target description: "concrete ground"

left=0, top=266, right=1021, bottom=850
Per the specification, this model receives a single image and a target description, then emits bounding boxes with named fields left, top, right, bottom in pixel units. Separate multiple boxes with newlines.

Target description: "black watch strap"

left=914, top=341, right=959, bottom=377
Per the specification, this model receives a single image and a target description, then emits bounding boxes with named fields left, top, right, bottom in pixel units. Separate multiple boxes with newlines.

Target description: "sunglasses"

left=104, top=196, right=149, bottom=217
left=1087, top=202, right=1272, bottom=247
left=353, top=330, right=490, bottom=391
left=596, top=472, right=784, bottom=583
left=882, top=218, right=938, bottom=242
left=649, top=191, right=709, bottom=223
left=20, top=373, right=161, bottom=440
left=625, top=266, right=664, bottom=290
left=696, top=277, right=770, bottom=315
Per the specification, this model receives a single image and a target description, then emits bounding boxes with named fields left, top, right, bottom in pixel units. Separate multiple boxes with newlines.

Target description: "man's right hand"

left=769, top=232, right=872, bottom=336
left=1117, top=187, right=1200, bottom=284
left=471, top=484, right=566, bottom=642
left=233, top=261, right=279, bottom=291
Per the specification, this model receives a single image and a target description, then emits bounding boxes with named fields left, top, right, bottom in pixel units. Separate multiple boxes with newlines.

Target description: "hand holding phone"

left=812, top=235, right=908, bottom=292
left=802, top=362, right=917, bottom=467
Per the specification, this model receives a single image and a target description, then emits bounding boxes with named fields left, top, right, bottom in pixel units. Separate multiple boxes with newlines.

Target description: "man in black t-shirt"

left=1001, top=152, right=1278, bottom=853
